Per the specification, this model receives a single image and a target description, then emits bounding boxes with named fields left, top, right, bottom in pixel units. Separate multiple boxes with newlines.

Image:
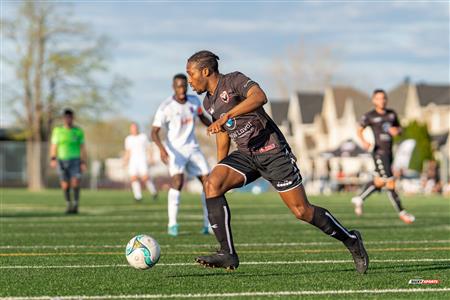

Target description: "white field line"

left=1, top=288, right=450, bottom=299
left=0, top=239, right=449, bottom=250
left=1, top=258, right=450, bottom=269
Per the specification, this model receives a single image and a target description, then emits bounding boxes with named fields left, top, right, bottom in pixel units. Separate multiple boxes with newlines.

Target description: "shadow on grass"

left=369, top=262, right=450, bottom=273
left=1, top=212, right=70, bottom=218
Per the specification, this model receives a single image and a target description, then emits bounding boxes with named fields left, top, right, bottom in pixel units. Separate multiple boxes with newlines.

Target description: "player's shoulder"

left=363, top=109, right=377, bottom=118
left=224, top=71, right=247, bottom=81
left=385, top=108, right=398, bottom=115
left=158, top=96, right=174, bottom=110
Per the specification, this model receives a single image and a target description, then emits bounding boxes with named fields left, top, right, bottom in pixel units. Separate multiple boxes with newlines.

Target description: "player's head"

left=130, top=122, right=139, bottom=135
left=172, top=73, right=188, bottom=101
left=186, top=50, right=219, bottom=94
left=372, top=89, right=387, bottom=110
left=63, top=108, right=74, bottom=126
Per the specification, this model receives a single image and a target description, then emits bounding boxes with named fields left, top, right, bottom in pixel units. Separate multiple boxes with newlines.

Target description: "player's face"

left=186, top=62, right=207, bottom=95
left=130, top=123, right=139, bottom=135
left=63, top=115, right=73, bottom=127
left=173, top=78, right=187, bottom=101
left=372, top=92, right=387, bottom=110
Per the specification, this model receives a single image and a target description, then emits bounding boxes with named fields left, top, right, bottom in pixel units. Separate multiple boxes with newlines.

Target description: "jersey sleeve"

left=79, top=128, right=85, bottom=144
left=230, top=72, right=258, bottom=98
left=359, top=113, right=370, bottom=128
left=51, top=128, right=59, bottom=145
left=392, top=111, right=400, bottom=127
left=152, top=104, right=166, bottom=127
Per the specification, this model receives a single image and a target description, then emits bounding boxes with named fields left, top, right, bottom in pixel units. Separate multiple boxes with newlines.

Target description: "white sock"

left=201, top=192, right=209, bottom=228
left=146, top=179, right=157, bottom=195
left=168, top=188, right=180, bottom=227
left=131, top=181, right=142, bottom=200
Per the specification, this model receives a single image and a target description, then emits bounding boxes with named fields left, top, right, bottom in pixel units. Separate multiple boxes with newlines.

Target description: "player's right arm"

left=357, top=114, right=371, bottom=151
left=216, top=131, right=231, bottom=162
left=50, top=128, right=58, bottom=168
left=151, top=126, right=169, bottom=165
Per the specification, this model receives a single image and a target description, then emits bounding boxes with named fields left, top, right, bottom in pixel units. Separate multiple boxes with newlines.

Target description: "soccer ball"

left=125, top=234, right=161, bottom=270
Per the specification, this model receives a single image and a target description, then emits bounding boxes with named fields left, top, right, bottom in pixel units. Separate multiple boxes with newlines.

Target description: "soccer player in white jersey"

left=123, top=123, right=158, bottom=201
left=151, top=73, right=212, bottom=236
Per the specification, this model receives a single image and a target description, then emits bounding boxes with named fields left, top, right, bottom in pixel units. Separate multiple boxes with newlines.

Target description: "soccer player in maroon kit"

left=186, top=50, right=369, bottom=273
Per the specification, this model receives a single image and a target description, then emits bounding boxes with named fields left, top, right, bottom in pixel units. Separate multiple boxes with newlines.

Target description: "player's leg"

left=129, top=162, right=143, bottom=201
left=196, top=151, right=259, bottom=269
left=352, top=154, right=384, bottom=216
left=185, top=149, right=211, bottom=234
left=261, top=149, right=368, bottom=273
left=139, top=162, right=158, bottom=200
left=167, top=173, right=183, bottom=236
left=279, top=185, right=368, bottom=273
left=69, top=159, right=82, bottom=214
left=385, top=179, right=415, bottom=224
left=58, top=160, right=72, bottom=214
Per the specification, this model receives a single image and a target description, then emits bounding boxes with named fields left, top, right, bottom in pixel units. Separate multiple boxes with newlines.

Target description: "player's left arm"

left=79, top=131, right=88, bottom=172
left=207, top=85, right=267, bottom=135
left=388, top=112, right=402, bottom=137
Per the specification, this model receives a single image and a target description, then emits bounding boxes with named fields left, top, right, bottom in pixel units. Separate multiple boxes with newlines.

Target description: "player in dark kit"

left=352, top=89, right=415, bottom=224
left=186, top=50, right=369, bottom=273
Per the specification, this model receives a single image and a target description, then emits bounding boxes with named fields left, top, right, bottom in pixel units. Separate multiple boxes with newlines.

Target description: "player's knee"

left=171, top=177, right=183, bottom=190
left=61, top=181, right=69, bottom=190
left=386, top=180, right=396, bottom=190
left=292, top=205, right=313, bottom=221
left=204, top=175, right=225, bottom=197
left=374, top=178, right=385, bottom=188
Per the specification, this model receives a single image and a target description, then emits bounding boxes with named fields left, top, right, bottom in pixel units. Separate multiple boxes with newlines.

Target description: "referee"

left=50, top=109, right=87, bottom=214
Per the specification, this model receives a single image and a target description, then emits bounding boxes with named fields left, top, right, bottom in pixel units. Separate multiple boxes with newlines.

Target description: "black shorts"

left=217, top=148, right=303, bottom=192
left=58, top=159, right=82, bottom=182
left=372, top=152, right=393, bottom=179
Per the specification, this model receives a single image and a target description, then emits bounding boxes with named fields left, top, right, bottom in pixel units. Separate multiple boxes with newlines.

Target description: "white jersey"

left=125, top=133, right=149, bottom=164
left=152, top=95, right=203, bottom=151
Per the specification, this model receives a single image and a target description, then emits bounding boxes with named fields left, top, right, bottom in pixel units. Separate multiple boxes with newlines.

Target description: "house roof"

left=416, top=84, right=450, bottom=107
left=387, top=83, right=409, bottom=117
left=297, top=92, right=324, bottom=124
left=269, top=100, right=290, bottom=126
left=331, top=86, right=371, bottom=119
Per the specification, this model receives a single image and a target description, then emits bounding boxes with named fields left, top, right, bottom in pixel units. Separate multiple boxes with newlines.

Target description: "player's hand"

left=207, top=115, right=228, bottom=135
left=80, top=161, right=87, bottom=173
left=50, top=159, right=57, bottom=169
left=160, top=148, right=169, bottom=165
left=362, top=141, right=372, bottom=151
left=388, top=127, right=400, bottom=136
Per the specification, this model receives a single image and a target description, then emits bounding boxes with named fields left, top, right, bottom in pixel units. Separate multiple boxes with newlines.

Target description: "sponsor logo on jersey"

left=382, top=122, right=391, bottom=133
left=220, top=90, right=230, bottom=103
left=373, top=117, right=382, bottom=123
left=229, top=121, right=254, bottom=139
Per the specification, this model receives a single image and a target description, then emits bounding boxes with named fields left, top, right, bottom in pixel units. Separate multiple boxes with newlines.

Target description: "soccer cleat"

left=168, top=224, right=179, bottom=237
left=65, top=202, right=72, bottom=214
left=71, top=204, right=79, bottom=214
left=399, top=211, right=415, bottom=224
left=151, top=193, right=159, bottom=201
left=195, top=250, right=239, bottom=270
left=351, top=196, right=363, bottom=216
left=346, top=230, right=369, bottom=274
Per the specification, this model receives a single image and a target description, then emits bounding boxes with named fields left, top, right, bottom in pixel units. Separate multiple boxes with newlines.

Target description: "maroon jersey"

left=204, top=72, right=288, bottom=154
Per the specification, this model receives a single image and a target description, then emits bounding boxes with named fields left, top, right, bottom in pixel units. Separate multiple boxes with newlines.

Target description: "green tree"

left=3, top=1, right=129, bottom=190
left=396, top=121, right=433, bottom=172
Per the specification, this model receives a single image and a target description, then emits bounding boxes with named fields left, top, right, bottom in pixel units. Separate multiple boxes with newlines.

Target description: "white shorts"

left=167, top=147, right=210, bottom=177
left=128, top=160, right=148, bottom=177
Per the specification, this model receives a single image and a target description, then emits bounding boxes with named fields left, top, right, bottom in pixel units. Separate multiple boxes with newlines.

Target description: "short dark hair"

left=373, top=89, right=387, bottom=98
left=173, top=73, right=187, bottom=81
left=63, top=108, right=74, bottom=116
left=188, top=50, right=220, bottom=73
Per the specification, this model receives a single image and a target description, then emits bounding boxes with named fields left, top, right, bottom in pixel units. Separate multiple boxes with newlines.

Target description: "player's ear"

left=202, top=67, right=210, bottom=77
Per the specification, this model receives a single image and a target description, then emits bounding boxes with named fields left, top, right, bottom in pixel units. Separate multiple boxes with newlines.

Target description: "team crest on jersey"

left=220, top=113, right=236, bottom=130
left=220, top=91, right=230, bottom=103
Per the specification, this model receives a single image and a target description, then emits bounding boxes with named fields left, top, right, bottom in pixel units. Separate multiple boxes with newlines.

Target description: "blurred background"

left=1, top=1, right=449, bottom=196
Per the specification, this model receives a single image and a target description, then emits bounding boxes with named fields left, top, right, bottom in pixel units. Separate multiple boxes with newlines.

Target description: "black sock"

left=205, top=195, right=235, bottom=254
left=73, top=187, right=80, bottom=205
left=64, top=188, right=71, bottom=202
left=310, top=206, right=356, bottom=246
left=359, top=182, right=379, bottom=201
left=386, top=189, right=404, bottom=212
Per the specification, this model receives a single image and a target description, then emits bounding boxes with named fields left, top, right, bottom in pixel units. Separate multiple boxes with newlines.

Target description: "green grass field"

left=0, top=188, right=449, bottom=299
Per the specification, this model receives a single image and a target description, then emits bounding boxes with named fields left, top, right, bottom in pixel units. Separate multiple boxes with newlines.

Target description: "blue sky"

left=2, top=1, right=449, bottom=127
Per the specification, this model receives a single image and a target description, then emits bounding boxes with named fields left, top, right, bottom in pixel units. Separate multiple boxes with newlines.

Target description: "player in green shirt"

left=50, top=109, right=87, bottom=214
